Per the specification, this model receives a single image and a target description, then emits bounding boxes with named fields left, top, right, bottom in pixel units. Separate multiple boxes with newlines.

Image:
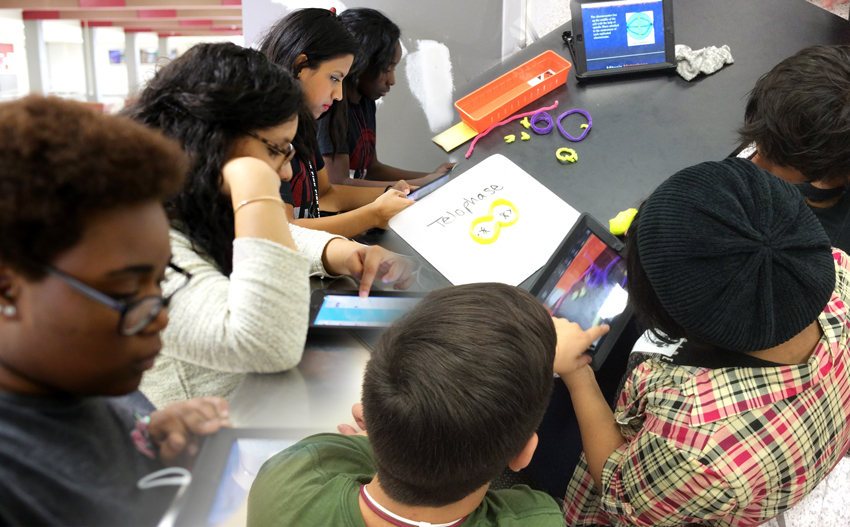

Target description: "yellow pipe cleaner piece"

left=504, top=134, right=516, bottom=143
left=470, top=199, right=520, bottom=245
left=556, top=147, right=577, bottom=163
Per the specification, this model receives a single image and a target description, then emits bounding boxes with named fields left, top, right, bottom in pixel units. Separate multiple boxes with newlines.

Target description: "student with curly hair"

left=259, top=8, right=416, bottom=235
left=319, top=8, right=453, bottom=187
left=126, top=43, right=417, bottom=408
left=0, top=95, right=231, bottom=526
left=739, top=45, right=850, bottom=251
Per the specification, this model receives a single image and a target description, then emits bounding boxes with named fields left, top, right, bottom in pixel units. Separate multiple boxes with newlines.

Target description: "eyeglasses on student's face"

left=247, top=131, right=296, bottom=164
left=40, top=262, right=192, bottom=336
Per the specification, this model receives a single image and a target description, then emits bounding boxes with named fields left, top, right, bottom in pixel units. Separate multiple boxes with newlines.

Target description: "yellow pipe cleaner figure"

left=556, top=147, right=577, bottom=163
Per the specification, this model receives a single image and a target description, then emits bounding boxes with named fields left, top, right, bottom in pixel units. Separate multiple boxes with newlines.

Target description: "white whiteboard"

left=389, top=154, right=580, bottom=286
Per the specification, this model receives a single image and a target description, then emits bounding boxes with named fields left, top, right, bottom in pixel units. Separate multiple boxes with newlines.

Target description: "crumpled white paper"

left=675, top=44, right=734, bottom=81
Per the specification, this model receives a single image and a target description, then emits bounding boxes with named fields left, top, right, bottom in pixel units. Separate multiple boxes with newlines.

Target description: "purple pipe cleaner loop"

left=530, top=111, right=553, bottom=134
left=557, top=109, right=592, bottom=142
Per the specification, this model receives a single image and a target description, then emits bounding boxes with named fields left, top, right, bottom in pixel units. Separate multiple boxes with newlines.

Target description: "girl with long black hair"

left=259, top=8, right=415, bottom=237
left=126, top=43, right=416, bottom=407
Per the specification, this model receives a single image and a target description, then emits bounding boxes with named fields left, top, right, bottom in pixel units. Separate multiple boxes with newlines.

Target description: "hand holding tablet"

left=528, top=214, right=633, bottom=369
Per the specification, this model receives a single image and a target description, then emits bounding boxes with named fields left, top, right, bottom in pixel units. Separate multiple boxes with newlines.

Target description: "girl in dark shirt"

left=318, top=9, right=453, bottom=188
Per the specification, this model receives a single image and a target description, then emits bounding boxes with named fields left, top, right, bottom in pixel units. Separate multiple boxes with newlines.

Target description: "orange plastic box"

left=455, top=50, right=571, bottom=134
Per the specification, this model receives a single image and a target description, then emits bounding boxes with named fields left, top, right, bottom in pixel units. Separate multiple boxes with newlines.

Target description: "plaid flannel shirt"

left=563, top=248, right=850, bottom=527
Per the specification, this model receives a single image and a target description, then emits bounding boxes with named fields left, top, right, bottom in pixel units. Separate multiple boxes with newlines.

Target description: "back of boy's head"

left=362, top=283, right=556, bottom=507
left=738, top=45, right=850, bottom=185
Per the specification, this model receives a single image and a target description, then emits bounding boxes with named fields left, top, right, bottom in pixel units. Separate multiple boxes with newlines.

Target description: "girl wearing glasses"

left=126, top=43, right=417, bottom=408
left=0, top=95, right=231, bottom=526
left=259, top=8, right=417, bottom=236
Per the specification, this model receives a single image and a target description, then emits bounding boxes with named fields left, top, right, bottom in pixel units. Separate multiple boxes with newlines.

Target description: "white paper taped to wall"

left=389, top=154, right=580, bottom=286
left=405, top=39, right=455, bottom=133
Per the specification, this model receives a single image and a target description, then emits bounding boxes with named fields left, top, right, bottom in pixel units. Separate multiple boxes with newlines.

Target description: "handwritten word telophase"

left=426, top=184, right=505, bottom=228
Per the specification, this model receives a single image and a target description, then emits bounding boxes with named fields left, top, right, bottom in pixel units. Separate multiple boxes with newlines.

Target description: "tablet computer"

left=309, top=289, right=427, bottom=330
left=568, top=0, right=676, bottom=80
left=528, top=214, right=632, bottom=369
left=162, top=428, right=324, bottom=527
left=408, top=172, right=451, bottom=201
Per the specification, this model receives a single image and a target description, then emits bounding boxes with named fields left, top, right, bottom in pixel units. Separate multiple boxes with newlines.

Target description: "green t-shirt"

left=247, top=433, right=563, bottom=527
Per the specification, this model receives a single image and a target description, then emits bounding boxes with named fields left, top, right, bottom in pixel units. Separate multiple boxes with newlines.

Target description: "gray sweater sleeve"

left=159, top=227, right=330, bottom=373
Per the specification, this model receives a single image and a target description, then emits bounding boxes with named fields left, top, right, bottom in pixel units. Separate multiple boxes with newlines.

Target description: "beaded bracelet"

left=530, top=111, right=554, bottom=134
left=557, top=109, right=592, bottom=142
left=233, top=195, right=285, bottom=214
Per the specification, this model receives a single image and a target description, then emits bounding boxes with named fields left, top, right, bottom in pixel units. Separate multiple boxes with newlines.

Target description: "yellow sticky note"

left=432, top=121, right=479, bottom=152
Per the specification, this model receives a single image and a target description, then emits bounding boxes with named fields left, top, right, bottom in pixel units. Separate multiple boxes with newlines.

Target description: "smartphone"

left=407, top=172, right=451, bottom=201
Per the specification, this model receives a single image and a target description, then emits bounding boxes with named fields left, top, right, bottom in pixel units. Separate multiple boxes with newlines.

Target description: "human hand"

left=148, top=397, right=232, bottom=467
left=552, top=318, right=609, bottom=377
left=337, top=403, right=367, bottom=436
left=221, top=157, right=282, bottom=198
left=429, top=162, right=456, bottom=178
left=370, top=189, right=414, bottom=228
left=392, top=180, right=412, bottom=194
left=344, top=245, right=418, bottom=297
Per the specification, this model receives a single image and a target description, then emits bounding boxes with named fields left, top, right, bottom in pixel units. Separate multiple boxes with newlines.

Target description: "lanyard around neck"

left=305, top=159, right=319, bottom=219
left=360, top=485, right=467, bottom=527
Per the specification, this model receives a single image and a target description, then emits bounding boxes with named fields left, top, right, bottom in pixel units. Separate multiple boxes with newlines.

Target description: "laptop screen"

left=580, top=0, right=666, bottom=72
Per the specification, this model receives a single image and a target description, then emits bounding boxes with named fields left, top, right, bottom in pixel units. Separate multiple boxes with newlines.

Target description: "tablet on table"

left=568, top=0, right=676, bottom=79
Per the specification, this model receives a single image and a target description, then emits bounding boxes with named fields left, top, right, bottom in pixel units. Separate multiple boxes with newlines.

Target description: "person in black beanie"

left=562, top=158, right=850, bottom=527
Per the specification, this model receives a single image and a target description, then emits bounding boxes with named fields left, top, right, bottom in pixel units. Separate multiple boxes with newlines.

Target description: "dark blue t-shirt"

left=317, top=97, right=377, bottom=179
left=797, top=182, right=850, bottom=253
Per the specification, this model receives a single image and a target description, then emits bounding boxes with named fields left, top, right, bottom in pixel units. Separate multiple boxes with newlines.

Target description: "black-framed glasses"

left=40, top=262, right=192, bottom=336
left=247, top=131, right=296, bottom=163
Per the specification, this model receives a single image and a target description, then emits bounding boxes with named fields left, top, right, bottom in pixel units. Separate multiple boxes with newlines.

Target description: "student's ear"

left=293, top=54, right=310, bottom=78
left=0, top=266, right=23, bottom=321
left=508, top=433, right=539, bottom=472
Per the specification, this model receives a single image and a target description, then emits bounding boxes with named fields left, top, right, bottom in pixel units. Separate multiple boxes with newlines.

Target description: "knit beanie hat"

left=636, top=157, right=834, bottom=352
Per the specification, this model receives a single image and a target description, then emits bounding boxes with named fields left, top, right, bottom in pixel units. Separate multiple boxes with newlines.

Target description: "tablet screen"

left=206, top=439, right=295, bottom=526
left=313, top=294, right=423, bottom=327
left=536, top=227, right=628, bottom=332
left=580, top=0, right=666, bottom=72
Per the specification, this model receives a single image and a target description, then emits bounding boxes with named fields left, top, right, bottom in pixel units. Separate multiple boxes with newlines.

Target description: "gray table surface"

left=230, top=0, right=850, bottom=430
